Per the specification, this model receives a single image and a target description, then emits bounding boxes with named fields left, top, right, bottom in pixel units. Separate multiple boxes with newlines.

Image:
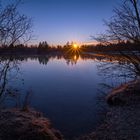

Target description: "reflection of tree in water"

left=64, top=54, right=80, bottom=66
left=35, top=53, right=81, bottom=66
left=95, top=55, right=140, bottom=116
left=37, top=55, right=65, bottom=65
left=38, top=56, right=50, bottom=65
left=0, top=57, right=31, bottom=109
left=97, top=55, right=140, bottom=95
left=0, top=58, right=20, bottom=106
left=96, top=61, right=130, bottom=109
left=0, top=54, right=139, bottom=110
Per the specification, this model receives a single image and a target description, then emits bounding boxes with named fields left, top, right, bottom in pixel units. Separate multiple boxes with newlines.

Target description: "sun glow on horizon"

left=65, top=42, right=81, bottom=54
left=73, top=43, right=78, bottom=49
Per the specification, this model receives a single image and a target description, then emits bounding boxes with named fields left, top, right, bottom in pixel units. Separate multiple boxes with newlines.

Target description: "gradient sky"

left=17, top=0, right=120, bottom=45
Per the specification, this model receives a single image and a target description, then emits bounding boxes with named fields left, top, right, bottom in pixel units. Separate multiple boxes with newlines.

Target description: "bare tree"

left=94, top=0, right=140, bottom=44
left=0, top=0, right=33, bottom=47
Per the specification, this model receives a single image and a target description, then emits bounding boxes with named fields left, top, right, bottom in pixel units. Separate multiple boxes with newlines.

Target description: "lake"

left=0, top=53, right=134, bottom=139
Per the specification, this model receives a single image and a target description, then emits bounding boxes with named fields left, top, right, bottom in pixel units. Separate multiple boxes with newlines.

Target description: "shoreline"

left=79, top=79, right=140, bottom=140
left=0, top=108, right=63, bottom=140
left=0, top=80, right=140, bottom=140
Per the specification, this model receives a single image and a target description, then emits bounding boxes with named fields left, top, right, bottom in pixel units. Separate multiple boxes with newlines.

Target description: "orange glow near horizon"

left=66, top=43, right=81, bottom=54
left=73, top=43, right=78, bottom=49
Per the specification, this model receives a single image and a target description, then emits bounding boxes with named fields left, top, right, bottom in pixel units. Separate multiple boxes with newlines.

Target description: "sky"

left=16, top=0, right=120, bottom=45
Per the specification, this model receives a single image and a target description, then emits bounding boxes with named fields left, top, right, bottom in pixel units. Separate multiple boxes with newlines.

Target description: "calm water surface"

left=0, top=54, right=133, bottom=139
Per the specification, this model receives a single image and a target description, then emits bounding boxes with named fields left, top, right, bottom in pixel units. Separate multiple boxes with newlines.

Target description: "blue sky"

left=17, top=0, right=120, bottom=45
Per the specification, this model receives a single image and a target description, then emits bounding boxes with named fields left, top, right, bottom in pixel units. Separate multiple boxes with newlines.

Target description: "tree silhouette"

left=38, top=41, right=49, bottom=53
left=94, top=0, right=140, bottom=44
left=0, top=0, right=33, bottom=47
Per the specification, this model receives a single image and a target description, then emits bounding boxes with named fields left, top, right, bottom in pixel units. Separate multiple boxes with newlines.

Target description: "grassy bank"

left=0, top=109, right=63, bottom=140
left=79, top=79, right=140, bottom=140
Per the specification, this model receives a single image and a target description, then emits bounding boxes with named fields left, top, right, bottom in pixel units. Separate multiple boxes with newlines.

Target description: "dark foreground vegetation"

left=0, top=109, right=63, bottom=140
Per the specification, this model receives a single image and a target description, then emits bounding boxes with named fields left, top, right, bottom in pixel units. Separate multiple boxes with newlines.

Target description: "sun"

left=65, top=42, right=81, bottom=54
left=72, top=43, right=78, bottom=49
left=73, top=43, right=78, bottom=49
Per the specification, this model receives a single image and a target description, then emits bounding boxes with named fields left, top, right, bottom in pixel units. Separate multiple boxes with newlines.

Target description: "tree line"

left=0, top=0, right=140, bottom=54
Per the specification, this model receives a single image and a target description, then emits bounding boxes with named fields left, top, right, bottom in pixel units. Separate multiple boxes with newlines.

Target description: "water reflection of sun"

left=74, top=55, right=77, bottom=60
